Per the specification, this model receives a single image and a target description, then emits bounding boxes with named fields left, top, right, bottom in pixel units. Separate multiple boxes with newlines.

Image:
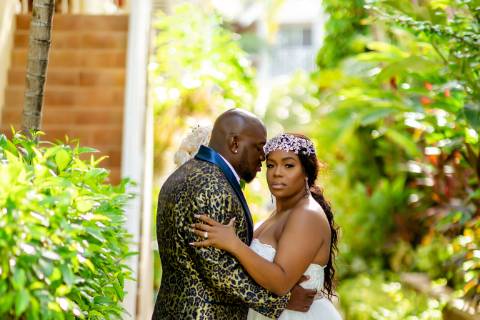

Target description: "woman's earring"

left=305, top=178, right=311, bottom=197
left=271, top=193, right=274, bottom=204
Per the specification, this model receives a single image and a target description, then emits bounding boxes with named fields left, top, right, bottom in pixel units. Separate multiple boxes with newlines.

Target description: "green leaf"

left=39, top=258, right=54, bottom=277
left=0, top=138, right=19, bottom=156
left=384, top=128, right=420, bottom=157
left=49, top=268, right=62, bottom=282
left=367, top=41, right=407, bottom=56
left=15, top=288, right=30, bottom=316
left=55, top=149, right=71, bottom=172
left=26, top=296, right=40, bottom=320
left=12, top=268, right=26, bottom=290
left=29, top=281, right=44, bottom=291
left=76, top=198, right=94, bottom=212
left=113, top=278, right=124, bottom=300
left=56, top=284, right=71, bottom=296
left=85, top=227, right=106, bottom=243
left=0, top=292, right=15, bottom=315
left=93, top=296, right=114, bottom=305
left=83, top=259, right=96, bottom=272
left=360, top=108, right=396, bottom=126
left=464, top=103, right=480, bottom=132
left=0, top=281, right=7, bottom=294
left=60, top=264, right=75, bottom=286
left=43, top=145, right=60, bottom=159
left=47, top=301, right=61, bottom=312
left=377, top=56, right=440, bottom=82
left=77, top=147, right=99, bottom=154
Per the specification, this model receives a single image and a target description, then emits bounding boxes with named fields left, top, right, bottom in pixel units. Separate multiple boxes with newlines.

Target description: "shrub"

left=0, top=132, right=133, bottom=319
left=338, top=273, right=445, bottom=319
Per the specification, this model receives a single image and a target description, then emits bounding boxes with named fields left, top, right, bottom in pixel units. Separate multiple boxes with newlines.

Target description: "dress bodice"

left=247, top=239, right=342, bottom=320
left=249, top=239, right=325, bottom=291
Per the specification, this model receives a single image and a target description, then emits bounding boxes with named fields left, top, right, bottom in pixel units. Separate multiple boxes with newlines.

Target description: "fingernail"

left=194, top=214, right=200, bottom=218
left=189, top=242, right=195, bottom=246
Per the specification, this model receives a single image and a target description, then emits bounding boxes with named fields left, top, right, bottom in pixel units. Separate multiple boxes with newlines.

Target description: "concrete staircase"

left=1, top=14, right=128, bottom=183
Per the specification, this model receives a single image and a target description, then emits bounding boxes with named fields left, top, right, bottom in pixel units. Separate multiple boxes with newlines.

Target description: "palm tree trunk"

left=22, top=0, right=55, bottom=132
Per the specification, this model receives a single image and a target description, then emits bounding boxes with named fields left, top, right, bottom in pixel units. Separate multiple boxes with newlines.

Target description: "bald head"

left=209, top=109, right=267, bottom=182
left=210, top=109, right=264, bottom=148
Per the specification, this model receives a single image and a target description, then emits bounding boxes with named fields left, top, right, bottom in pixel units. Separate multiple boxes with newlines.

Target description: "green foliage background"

left=287, top=0, right=479, bottom=315
left=151, top=0, right=480, bottom=316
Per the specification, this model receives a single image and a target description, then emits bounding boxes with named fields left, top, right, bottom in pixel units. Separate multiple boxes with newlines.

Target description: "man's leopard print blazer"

left=152, top=158, right=289, bottom=319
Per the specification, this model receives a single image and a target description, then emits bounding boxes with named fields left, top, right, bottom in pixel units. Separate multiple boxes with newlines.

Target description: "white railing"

left=19, top=0, right=130, bottom=14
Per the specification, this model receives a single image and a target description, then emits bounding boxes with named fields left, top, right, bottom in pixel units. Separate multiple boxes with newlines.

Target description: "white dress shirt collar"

left=218, top=153, right=240, bottom=183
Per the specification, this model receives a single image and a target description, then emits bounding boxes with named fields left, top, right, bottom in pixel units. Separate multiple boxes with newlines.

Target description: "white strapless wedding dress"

left=247, top=239, right=342, bottom=320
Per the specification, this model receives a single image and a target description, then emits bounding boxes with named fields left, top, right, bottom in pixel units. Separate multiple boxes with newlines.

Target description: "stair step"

left=14, top=30, right=128, bottom=49
left=1, top=107, right=123, bottom=126
left=12, top=49, right=126, bottom=69
left=5, top=14, right=129, bottom=186
left=8, top=68, right=125, bottom=87
left=5, top=86, right=125, bottom=108
left=16, top=14, right=129, bottom=32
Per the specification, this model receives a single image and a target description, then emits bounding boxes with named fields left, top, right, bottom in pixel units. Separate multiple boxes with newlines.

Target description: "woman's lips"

left=270, top=183, right=286, bottom=190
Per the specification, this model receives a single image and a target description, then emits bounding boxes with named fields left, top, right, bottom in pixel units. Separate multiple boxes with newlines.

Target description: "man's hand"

left=286, top=276, right=316, bottom=312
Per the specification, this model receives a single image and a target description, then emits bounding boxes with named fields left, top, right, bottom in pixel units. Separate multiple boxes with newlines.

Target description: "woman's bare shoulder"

left=284, top=199, right=330, bottom=241
left=286, top=198, right=329, bottom=234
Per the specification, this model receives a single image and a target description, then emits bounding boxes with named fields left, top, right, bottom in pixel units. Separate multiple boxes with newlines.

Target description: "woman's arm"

left=190, top=208, right=329, bottom=296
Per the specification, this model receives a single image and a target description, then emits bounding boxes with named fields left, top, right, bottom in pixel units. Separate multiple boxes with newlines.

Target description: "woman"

left=191, top=133, right=341, bottom=319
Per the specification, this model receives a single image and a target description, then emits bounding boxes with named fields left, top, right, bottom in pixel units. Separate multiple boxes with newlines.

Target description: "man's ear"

left=228, top=135, right=240, bottom=154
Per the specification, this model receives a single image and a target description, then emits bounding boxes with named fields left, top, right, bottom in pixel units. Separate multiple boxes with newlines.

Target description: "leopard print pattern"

left=152, top=159, right=289, bottom=319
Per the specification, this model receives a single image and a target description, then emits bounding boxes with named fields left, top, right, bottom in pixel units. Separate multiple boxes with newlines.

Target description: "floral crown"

left=174, top=124, right=212, bottom=167
left=263, top=133, right=316, bottom=156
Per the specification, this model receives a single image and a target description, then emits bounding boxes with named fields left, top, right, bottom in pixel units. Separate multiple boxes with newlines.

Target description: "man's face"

left=236, top=124, right=267, bottom=183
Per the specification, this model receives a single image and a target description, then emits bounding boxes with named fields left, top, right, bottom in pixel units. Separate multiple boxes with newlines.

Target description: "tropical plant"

left=316, top=0, right=369, bottom=69
left=0, top=132, right=133, bottom=319
left=369, top=0, right=480, bottom=305
left=150, top=3, right=256, bottom=175
left=264, top=0, right=479, bottom=306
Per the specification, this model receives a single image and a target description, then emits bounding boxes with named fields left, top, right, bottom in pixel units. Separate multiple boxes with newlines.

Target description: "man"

left=152, top=109, right=316, bottom=319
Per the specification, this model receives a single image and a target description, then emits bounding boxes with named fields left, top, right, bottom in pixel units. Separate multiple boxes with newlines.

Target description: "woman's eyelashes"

left=266, top=163, right=295, bottom=169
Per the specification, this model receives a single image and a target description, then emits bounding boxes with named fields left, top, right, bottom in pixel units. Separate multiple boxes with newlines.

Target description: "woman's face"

left=266, top=150, right=306, bottom=199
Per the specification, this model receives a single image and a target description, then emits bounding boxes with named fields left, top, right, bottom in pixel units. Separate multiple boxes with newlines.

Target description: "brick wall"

left=1, top=14, right=129, bottom=184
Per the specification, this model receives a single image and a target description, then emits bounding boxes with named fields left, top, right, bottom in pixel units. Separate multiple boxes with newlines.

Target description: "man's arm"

left=184, top=188, right=289, bottom=318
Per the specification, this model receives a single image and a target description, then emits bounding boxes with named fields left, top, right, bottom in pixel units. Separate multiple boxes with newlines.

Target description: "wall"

left=0, top=0, right=18, bottom=121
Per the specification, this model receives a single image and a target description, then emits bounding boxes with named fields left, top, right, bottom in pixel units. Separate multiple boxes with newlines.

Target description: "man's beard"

left=239, top=152, right=256, bottom=183
left=241, top=169, right=255, bottom=183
